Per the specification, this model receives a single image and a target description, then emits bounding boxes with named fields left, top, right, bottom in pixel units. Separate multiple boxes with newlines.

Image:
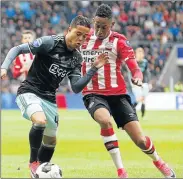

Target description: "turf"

left=1, top=110, right=183, bottom=178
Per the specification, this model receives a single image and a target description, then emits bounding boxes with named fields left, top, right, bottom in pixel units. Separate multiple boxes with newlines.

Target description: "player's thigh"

left=83, top=94, right=111, bottom=123
left=16, top=93, right=46, bottom=123
left=31, top=111, right=47, bottom=124
left=42, top=99, right=59, bottom=137
left=109, top=95, right=138, bottom=128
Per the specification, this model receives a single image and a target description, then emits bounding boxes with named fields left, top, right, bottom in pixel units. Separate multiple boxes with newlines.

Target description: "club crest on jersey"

left=32, top=38, right=42, bottom=47
left=70, top=57, right=78, bottom=68
left=125, top=40, right=132, bottom=47
left=105, top=42, right=113, bottom=50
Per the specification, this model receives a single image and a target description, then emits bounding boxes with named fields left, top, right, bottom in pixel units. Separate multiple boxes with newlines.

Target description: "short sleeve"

left=28, top=36, right=55, bottom=54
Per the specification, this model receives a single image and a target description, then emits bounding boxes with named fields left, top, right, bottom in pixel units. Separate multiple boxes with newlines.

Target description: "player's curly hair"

left=70, top=15, right=91, bottom=29
left=95, top=4, right=112, bottom=19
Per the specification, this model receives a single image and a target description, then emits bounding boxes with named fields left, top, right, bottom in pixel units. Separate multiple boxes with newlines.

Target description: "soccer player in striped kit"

left=80, top=4, right=175, bottom=178
left=12, top=30, right=36, bottom=81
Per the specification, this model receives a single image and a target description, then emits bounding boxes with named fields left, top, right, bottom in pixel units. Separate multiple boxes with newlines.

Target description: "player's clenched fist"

left=131, top=78, right=142, bottom=87
left=1, top=68, right=7, bottom=80
left=93, top=53, right=109, bottom=69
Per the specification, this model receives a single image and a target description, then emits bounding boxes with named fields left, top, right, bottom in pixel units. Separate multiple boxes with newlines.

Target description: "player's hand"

left=131, top=78, right=142, bottom=87
left=93, top=53, right=109, bottom=69
left=1, top=68, right=7, bottom=80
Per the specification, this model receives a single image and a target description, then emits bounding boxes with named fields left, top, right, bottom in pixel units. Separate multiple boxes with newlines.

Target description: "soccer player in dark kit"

left=132, top=47, right=151, bottom=118
left=1, top=15, right=109, bottom=178
left=80, top=4, right=176, bottom=178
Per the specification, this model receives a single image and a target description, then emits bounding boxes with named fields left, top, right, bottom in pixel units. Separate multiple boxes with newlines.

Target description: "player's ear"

left=111, top=21, right=115, bottom=28
left=68, top=26, right=72, bottom=33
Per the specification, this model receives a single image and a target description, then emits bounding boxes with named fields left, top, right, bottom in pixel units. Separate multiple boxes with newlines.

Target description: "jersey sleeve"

left=68, top=65, right=98, bottom=93
left=68, top=64, right=82, bottom=79
left=117, top=39, right=136, bottom=62
left=28, top=36, right=55, bottom=54
left=117, top=38, right=143, bottom=80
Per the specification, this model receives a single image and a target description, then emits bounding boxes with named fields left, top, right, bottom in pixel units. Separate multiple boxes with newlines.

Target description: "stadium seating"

left=1, top=1, right=183, bottom=93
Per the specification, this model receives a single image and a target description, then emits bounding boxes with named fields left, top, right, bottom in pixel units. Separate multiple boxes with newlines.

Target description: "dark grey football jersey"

left=17, top=35, right=83, bottom=103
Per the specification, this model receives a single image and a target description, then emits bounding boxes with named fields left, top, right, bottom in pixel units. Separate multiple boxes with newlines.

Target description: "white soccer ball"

left=36, top=162, right=62, bottom=178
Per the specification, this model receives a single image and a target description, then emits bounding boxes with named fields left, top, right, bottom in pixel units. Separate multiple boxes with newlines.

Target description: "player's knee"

left=94, top=108, right=111, bottom=128
left=135, top=136, right=147, bottom=150
left=99, top=120, right=112, bottom=129
left=32, top=123, right=46, bottom=132
left=43, top=135, right=56, bottom=146
left=26, top=104, right=46, bottom=124
left=94, top=113, right=111, bottom=127
left=31, top=112, right=47, bottom=125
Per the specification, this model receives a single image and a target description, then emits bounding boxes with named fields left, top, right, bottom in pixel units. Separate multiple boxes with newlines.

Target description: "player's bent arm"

left=68, top=66, right=98, bottom=93
left=125, top=58, right=143, bottom=80
left=117, top=39, right=143, bottom=81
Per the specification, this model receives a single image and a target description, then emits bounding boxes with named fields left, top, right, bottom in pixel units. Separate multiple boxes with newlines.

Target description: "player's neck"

left=65, top=35, right=74, bottom=51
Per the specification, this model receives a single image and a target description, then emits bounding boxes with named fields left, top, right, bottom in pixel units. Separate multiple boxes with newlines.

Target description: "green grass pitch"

left=1, top=110, right=183, bottom=178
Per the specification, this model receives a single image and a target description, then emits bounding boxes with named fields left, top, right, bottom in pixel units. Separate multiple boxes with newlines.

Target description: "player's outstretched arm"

left=1, top=36, right=54, bottom=71
left=118, top=38, right=143, bottom=87
left=69, top=53, right=109, bottom=93
left=1, top=44, right=30, bottom=71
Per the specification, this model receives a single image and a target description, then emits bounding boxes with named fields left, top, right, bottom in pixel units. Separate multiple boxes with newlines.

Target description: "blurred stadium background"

left=1, top=1, right=183, bottom=178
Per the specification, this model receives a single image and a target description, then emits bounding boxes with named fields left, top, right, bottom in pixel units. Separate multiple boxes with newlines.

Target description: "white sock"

left=101, top=128, right=124, bottom=169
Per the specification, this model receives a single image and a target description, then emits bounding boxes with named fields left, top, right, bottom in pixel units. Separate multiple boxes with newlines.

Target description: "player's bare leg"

left=94, top=108, right=127, bottom=178
left=123, top=121, right=176, bottom=178
left=29, top=111, right=47, bottom=178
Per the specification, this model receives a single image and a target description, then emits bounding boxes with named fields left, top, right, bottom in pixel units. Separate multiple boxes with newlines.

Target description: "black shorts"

left=83, top=94, right=138, bottom=128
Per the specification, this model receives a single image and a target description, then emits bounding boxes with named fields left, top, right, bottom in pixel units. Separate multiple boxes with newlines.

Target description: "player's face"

left=22, top=34, right=34, bottom=43
left=67, top=25, right=90, bottom=49
left=135, top=48, right=145, bottom=62
left=93, top=16, right=113, bottom=40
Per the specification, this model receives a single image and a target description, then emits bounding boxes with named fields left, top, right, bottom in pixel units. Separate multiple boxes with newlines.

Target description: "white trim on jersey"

left=111, top=37, right=118, bottom=88
left=85, top=35, right=97, bottom=90
left=112, top=38, right=118, bottom=56
left=97, top=36, right=110, bottom=89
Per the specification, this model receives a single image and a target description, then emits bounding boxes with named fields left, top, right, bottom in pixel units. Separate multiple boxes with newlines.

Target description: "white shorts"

left=132, top=83, right=149, bottom=100
left=16, top=93, right=59, bottom=137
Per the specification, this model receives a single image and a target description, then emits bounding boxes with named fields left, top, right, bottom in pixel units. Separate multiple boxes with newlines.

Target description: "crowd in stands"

left=1, top=1, right=183, bottom=93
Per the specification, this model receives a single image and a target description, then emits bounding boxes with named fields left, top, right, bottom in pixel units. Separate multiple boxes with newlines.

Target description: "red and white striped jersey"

left=80, top=30, right=136, bottom=96
left=12, top=53, right=34, bottom=80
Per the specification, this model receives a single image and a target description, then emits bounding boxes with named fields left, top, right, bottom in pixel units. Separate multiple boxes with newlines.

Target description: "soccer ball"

left=36, top=162, right=62, bottom=178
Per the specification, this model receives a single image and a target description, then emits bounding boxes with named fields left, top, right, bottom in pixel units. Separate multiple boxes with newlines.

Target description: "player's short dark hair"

left=70, top=15, right=91, bottom=29
left=95, top=4, right=112, bottom=19
left=21, top=30, right=36, bottom=39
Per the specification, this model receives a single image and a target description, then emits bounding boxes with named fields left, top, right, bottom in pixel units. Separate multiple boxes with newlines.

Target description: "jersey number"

left=54, top=115, right=59, bottom=127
